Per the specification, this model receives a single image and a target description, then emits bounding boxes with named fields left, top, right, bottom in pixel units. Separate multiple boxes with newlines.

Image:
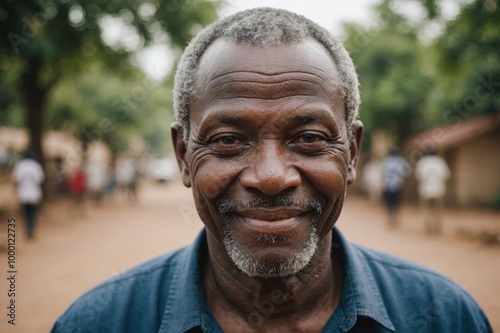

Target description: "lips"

left=236, top=207, right=306, bottom=220
left=233, top=207, right=308, bottom=234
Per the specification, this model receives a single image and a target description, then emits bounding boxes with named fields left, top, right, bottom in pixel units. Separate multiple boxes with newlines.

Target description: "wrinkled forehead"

left=194, top=38, right=342, bottom=94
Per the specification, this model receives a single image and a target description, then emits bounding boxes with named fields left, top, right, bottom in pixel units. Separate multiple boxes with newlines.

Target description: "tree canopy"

left=343, top=0, right=499, bottom=149
left=0, top=0, right=221, bottom=166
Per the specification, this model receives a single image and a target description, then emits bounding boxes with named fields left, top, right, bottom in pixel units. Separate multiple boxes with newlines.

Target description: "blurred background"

left=0, top=0, right=499, bottom=332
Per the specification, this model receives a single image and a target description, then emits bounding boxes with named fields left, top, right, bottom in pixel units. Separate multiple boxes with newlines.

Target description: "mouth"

left=233, top=208, right=309, bottom=234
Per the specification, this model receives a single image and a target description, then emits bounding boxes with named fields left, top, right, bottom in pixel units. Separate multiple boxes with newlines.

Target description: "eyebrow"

left=291, top=113, right=330, bottom=124
left=214, top=112, right=330, bottom=126
left=213, top=110, right=333, bottom=126
left=215, top=114, right=247, bottom=125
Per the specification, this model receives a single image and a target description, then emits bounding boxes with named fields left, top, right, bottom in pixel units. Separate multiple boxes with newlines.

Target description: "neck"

left=203, top=230, right=344, bottom=332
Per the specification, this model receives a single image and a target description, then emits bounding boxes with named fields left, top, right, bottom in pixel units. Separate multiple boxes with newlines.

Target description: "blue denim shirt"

left=51, top=228, right=492, bottom=332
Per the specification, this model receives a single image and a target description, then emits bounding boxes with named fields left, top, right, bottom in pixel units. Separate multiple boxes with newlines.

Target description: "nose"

left=239, top=140, right=301, bottom=196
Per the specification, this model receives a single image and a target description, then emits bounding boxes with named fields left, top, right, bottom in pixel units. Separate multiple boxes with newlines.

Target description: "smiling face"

left=172, top=39, right=362, bottom=278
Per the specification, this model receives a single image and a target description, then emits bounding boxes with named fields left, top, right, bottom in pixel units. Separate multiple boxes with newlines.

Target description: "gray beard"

left=219, top=197, right=323, bottom=279
left=223, top=225, right=319, bottom=278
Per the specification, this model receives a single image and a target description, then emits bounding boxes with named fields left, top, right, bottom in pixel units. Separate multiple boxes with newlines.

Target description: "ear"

left=347, top=120, right=363, bottom=185
left=171, top=122, right=192, bottom=188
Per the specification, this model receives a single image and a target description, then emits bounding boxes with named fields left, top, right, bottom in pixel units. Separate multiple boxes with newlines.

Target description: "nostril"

left=240, top=166, right=301, bottom=196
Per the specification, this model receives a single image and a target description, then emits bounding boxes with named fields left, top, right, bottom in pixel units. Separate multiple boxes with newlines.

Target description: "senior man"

left=52, top=8, right=492, bottom=333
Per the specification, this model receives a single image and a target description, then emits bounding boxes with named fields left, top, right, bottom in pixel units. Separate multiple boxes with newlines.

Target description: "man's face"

left=173, top=39, right=362, bottom=278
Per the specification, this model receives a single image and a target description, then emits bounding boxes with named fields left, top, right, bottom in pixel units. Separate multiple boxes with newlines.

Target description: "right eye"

left=215, top=136, right=241, bottom=145
left=211, top=135, right=247, bottom=156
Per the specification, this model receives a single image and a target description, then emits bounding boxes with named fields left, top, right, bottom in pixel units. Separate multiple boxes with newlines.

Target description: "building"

left=406, top=113, right=500, bottom=207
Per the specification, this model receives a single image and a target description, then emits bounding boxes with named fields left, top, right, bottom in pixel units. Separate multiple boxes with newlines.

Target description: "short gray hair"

left=173, top=7, right=360, bottom=141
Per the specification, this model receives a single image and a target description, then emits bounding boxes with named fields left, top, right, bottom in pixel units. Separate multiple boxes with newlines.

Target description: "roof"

left=406, top=113, right=500, bottom=151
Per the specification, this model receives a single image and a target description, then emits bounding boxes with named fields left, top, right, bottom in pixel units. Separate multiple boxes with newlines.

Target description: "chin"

left=223, top=226, right=320, bottom=279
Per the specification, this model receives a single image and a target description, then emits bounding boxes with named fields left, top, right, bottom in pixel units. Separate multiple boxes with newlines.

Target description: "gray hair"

left=173, top=7, right=360, bottom=141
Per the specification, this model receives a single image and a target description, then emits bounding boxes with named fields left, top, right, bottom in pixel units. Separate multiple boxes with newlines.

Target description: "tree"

left=378, top=0, right=500, bottom=125
left=343, top=0, right=435, bottom=147
left=0, top=0, right=220, bottom=168
left=46, top=64, right=174, bottom=157
left=428, top=0, right=500, bottom=123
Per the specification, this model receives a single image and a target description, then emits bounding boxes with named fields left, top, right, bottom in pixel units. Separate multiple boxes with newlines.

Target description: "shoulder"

left=51, top=246, right=190, bottom=333
left=351, top=244, right=492, bottom=332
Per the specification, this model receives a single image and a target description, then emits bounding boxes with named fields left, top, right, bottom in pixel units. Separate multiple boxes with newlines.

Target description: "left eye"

left=296, top=134, right=323, bottom=143
left=216, top=136, right=240, bottom=145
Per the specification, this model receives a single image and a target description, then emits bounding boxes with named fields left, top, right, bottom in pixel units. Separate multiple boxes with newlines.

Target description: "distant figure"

left=104, top=163, right=116, bottom=200
left=0, top=147, right=13, bottom=181
left=69, top=166, right=87, bottom=216
left=382, top=148, right=409, bottom=227
left=12, top=150, right=44, bottom=239
left=86, top=162, right=107, bottom=204
left=51, top=157, right=70, bottom=197
left=362, top=159, right=383, bottom=202
left=115, top=157, right=138, bottom=202
left=415, top=149, right=450, bottom=235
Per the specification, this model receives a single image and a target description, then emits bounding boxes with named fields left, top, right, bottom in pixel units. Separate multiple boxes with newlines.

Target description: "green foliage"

left=343, top=2, right=435, bottom=146
left=343, top=0, right=500, bottom=148
left=0, top=0, right=221, bottom=163
left=430, top=0, right=500, bottom=122
left=0, top=58, right=23, bottom=126
left=46, top=65, right=174, bottom=155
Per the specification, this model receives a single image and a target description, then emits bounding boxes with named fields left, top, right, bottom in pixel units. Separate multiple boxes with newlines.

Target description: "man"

left=381, top=148, right=409, bottom=228
left=415, top=149, right=450, bottom=235
left=12, top=150, right=44, bottom=239
left=51, top=8, right=492, bottom=332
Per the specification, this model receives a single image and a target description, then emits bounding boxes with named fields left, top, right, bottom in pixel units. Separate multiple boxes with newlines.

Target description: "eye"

left=215, top=135, right=240, bottom=145
left=289, top=132, right=329, bottom=154
left=210, top=134, right=247, bottom=157
left=295, top=133, right=324, bottom=144
left=300, top=134, right=319, bottom=143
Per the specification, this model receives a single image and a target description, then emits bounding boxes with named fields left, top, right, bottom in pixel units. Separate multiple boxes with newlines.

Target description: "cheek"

left=299, top=155, right=349, bottom=200
left=298, top=155, right=349, bottom=235
left=191, top=156, right=242, bottom=206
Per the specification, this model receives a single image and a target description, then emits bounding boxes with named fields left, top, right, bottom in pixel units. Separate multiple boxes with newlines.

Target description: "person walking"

left=115, top=157, right=138, bottom=203
left=415, top=149, right=450, bottom=235
left=12, top=150, right=44, bottom=239
left=69, top=165, right=87, bottom=216
left=86, top=161, right=107, bottom=205
left=382, top=148, right=409, bottom=228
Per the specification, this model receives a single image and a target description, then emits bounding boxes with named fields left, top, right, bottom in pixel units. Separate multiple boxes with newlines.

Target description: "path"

left=0, top=180, right=499, bottom=332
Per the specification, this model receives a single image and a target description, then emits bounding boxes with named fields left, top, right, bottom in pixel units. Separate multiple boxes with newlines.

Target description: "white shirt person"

left=415, top=150, right=450, bottom=234
left=13, top=151, right=44, bottom=239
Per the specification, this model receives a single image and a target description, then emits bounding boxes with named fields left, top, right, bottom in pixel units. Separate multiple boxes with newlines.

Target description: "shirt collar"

left=332, top=228, right=396, bottom=332
left=159, top=227, right=395, bottom=332
left=159, top=229, right=219, bottom=333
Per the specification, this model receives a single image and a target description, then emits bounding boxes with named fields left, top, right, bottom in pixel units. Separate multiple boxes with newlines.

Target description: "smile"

left=234, top=208, right=308, bottom=234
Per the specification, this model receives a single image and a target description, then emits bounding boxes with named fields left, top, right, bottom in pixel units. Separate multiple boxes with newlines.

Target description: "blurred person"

left=12, top=150, right=44, bottom=239
left=115, top=156, right=138, bottom=203
left=382, top=148, right=409, bottom=228
left=51, top=8, right=492, bottom=333
left=104, top=162, right=117, bottom=200
left=69, top=165, right=87, bottom=216
left=51, top=157, right=68, bottom=196
left=415, top=149, right=450, bottom=235
left=86, top=161, right=107, bottom=204
left=0, top=146, right=14, bottom=181
left=362, top=158, right=383, bottom=202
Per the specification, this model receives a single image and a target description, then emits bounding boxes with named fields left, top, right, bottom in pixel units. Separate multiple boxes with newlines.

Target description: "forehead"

left=195, top=38, right=341, bottom=95
left=189, top=38, right=345, bottom=131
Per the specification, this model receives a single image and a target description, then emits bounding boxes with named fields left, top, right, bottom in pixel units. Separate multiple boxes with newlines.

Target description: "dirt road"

left=1, top=180, right=499, bottom=332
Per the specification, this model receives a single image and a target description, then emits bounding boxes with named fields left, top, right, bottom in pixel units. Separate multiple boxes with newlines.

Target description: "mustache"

left=218, top=196, right=324, bottom=218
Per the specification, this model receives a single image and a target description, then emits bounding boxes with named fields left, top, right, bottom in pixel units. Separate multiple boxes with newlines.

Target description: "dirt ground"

left=0, top=179, right=499, bottom=333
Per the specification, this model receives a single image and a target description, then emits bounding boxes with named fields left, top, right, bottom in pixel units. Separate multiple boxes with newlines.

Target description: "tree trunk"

left=21, top=56, right=48, bottom=170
